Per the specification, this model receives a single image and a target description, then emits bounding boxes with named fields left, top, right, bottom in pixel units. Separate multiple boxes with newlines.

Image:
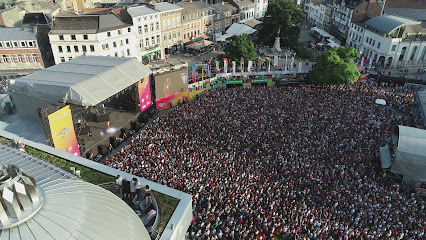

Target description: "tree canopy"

left=258, top=0, right=305, bottom=48
left=309, top=47, right=360, bottom=85
left=224, top=34, right=256, bottom=63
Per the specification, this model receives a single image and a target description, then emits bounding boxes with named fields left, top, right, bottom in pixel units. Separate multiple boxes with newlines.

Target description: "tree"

left=224, top=34, right=256, bottom=63
left=258, top=0, right=305, bottom=48
left=309, top=47, right=360, bottom=85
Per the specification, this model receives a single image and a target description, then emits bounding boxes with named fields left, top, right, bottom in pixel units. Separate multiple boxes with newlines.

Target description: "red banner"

left=155, top=90, right=189, bottom=110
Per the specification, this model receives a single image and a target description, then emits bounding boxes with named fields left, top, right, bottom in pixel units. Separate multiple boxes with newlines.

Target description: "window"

left=139, top=39, right=143, bottom=48
left=169, top=33, right=171, bottom=40
left=0, top=43, right=2, bottom=48
left=17, top=54, right=23, bottom=63
left=13, top=42, right=18, bottom=47
left=156, top=22, right=159, bottom=31
left=177, top=30, right=180, bottom=38
left=20, top=41, right=26, bottom=47
left=138, top=26, right=142, bottom=34
left=59, top=35, right=64, bottom=40
left=144, top=25, right=148, bottom=33
left=391, top=45, right=396, bottom=51
left=58, top=46, right=63, bottom=53
left=102, top=44, right=109, bottom=51
left=151, top=36, right=155, bottom=45
left=173, top=31, right=176, bottom=39
left=1, top=55, right=7, bottom=63
left=157, top=35, right=160, bottom=43
left=32, top=54, right=38, bottom=62
left=163, top=34, right=167, bottom=42
left=150, top=23, right=154, bottom=31
left=120, top=40, right=123, bottom=46
left=128, top=27, right=131, bottom=32
left=28, top=41, right=34, bottom=47
left=145, top=38, right=149, bottom=46
left=74, top=46, right=79, bottom=52
left=83, top=35, right=88, bottom=40
left=372, top=40, right=375, bottom=46
left=113, top=42, right=117, bottom=48
left=6, top=42, right=10, bottom=48
left=90, top=45, right=95, bottom=52
left=10, top=55, right=15, bottom=63
left=66, top=46, right=71, bottom=52
left=118, top=29, right=122, bottom=35
left=107, top=32, right=111, bottom=37
left=82, top=45, right=87, bottom=52
left=71, top=35, right=76, bottom=40
left=60, top=57, right=65, bottom=62
left=127, top=49, right=130, bottom=56
left=25, top=54, right=30, bottom=63
left=68, top=57, right=72, bottom=61
left=125, top=39, right=129, bottom=44
left=115, top=52, right=118, bottom=57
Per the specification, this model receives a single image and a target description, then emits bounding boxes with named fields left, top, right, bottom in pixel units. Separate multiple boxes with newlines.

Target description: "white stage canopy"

left=392, top=125, right=426, bottom=182
left=226, top=23, right=256, bottom=37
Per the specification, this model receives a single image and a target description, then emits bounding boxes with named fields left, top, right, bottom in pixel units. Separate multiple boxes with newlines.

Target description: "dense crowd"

left=105, top=83, right=425, bottom=239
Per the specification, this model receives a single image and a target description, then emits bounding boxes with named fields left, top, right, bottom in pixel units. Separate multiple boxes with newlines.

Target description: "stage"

left=76, top=109, right=142, bottom=158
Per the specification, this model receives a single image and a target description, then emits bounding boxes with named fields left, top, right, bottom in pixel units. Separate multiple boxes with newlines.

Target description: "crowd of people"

left=104, top=83, right=424, bottom=239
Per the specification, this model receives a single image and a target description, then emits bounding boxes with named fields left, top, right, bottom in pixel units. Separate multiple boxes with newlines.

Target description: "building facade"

left=253, top=0, right=268, bottom=19
left=49, top=15, right=138, bottom=64
left=178, top=1, right=203, bottom=43
left=154, top=2, right=183, bottom=56
left=127, top=5, right=162, bottom=64
left=0, top=27, right=47, bottom=76
left=229, top=0, right=255, bottom=23
left=346, top=15, right=426, bottom=67
left=213, top=2, right=233, bottom=34
left=193, top=0, right=215, bottom=37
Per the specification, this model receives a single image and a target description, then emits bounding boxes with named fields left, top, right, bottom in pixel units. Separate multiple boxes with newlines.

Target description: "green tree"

left=309, top=47, right=360, bottom=85
left=224, top=34, right=256, bottom=63
left=258, top=0, right=305, bottom=48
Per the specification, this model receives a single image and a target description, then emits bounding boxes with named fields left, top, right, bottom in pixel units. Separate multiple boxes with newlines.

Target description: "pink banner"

left=155, top=90, right=189, bottom=110
left=360, top=56, right=365, bottom=69
left=139, top=76, right=152, bottom=113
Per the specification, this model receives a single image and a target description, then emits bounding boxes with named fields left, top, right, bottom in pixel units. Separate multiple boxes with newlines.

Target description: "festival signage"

left=215, top=60, right=220, bottom=72
left=232, top=61, right=236, bottom=74
left=226, top=79, right=243, bottom=84
left=248, top=61, right=252, bottom=73
left=223, top=58, right=228, bottom=73
left=273, top=56, right=278, bottom=67
left=48, top=105, right=80, bottom=156
left=360, top=56, right=365, bottom=69
left=138, top=76, right=152, bottom=113
left=155, top=90, right=189, bottom=110
left=291, top=57, right=294, bottom=69
left=252, top=78, right=271, bottom=83
left=189, top=87, right=208, bottom=100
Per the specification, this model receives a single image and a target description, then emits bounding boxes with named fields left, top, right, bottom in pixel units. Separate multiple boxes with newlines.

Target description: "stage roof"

left=392, top=125, right=426, bottom=182
left=9, top=55, right=152, bottom=107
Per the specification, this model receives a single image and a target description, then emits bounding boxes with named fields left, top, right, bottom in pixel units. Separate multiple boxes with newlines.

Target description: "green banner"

left=226, top=79, right=243, bottom=84
left=252, top=78, right=271, bottom=83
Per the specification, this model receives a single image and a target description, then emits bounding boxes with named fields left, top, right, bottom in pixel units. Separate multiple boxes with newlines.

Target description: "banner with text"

left=139, top=76, right=152, bottom=113
left=48, top=105, right=80, bottom=156
left=155, top=90, right=188, bottom=110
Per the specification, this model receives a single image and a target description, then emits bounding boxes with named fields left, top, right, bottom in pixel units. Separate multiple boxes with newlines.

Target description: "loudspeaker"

left=97, top=145, right=107, bottom=155
left=96, top=114, right=110, bottom=122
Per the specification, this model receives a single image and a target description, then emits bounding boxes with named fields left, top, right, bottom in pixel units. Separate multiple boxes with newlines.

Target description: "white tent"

left=392, top=126, right=426, bottom=182
left=226, top=23, right=256, bottom=37
left=327, top=39, right=340, bottom=48
left=311, top=27, right=333, bottom=38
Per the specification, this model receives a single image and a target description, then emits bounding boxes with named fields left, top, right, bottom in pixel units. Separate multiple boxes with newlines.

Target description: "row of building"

left=0, top=0, right=268, bottom=78
left=304, top=0, right=426, bottom=68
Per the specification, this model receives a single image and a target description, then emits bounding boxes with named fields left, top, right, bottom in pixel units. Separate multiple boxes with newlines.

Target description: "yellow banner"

left=189, top=88, right=208, bottom=101
left=48, top=105, right=80, bottom=156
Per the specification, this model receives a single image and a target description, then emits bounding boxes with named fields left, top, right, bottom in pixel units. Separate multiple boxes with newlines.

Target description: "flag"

left=215, top=60, right=220, bottom=72
left=248, top=61, right=252, bottom=73
left=273, top=56, right=278, bottom=67
left=368, top=57, right=373, bottom=69
left=360, top=56, right=365, bottom=69
left=192, top=71, right=196, bottom=83
left=258, top=57, right=262, bottom=72
left=291, top=57, right=294, bottom=70
left=298, top=61, right=302, bottom=72
left=241, top=58, right=244, bottom=73
left=202, top=66, right=204, bottom=81
left=268, top=61, right=270, bottom=72
left=232, top=61, right=236, bottom=74
left=207, top=64, right=211, bottom=77
left=223, top=58, right=228, bottom=73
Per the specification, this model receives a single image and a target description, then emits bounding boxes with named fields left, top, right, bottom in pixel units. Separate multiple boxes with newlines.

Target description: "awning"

left=216, top=33, right=233, bottom=42
left=327, top=39, right=340, bottom=48
left=187, top=40, right=213, bottom=50
left=311, top=27, right=333, bottom=38
left=192, top=36, right=204, bottom=42
left=243, top=19, right=262, bottom=28
left=226, top=23, right=256, bottom=37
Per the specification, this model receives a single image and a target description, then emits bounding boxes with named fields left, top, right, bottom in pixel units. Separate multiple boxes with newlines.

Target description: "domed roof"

left=364, top=15, right=420, bottom=34
left=0, top=144, right=150, bottom=240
